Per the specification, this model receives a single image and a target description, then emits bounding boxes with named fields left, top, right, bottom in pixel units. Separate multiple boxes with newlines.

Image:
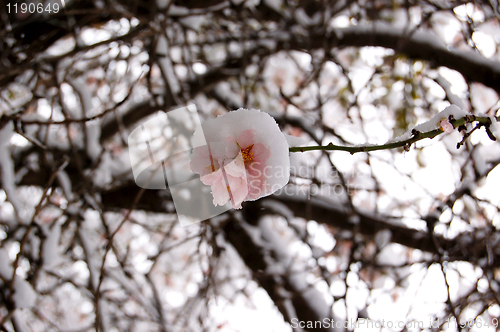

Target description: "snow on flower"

left=413, top=105, right=467, bottom=133
left=190, top=109, right=290, bottom=209
left=439, top=118, right=454, bottom=133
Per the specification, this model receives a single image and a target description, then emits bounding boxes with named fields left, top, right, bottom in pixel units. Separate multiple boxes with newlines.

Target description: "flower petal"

left=190, top=146, right=218, bottom=176
left=236, top=129, right=255, bottom=148
left=250, top=143, right=271, bottom=163
left=190, top=108, right=290, bottom=208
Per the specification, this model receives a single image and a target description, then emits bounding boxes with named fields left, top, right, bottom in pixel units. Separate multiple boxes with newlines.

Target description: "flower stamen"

left=241, top=144, right=254, bottom=162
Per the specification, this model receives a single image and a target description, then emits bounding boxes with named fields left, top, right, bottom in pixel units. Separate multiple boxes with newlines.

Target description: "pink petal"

left=226, top=173, right=248, bottom=209
left=236, top=130, right=255, bottom=148
left=200, top=168, right=223, bottom=186
left=190, top=109, right=291, bottom=211
left=439, top=118, right=454, bottom=133
left=246, top=172, right=267, bottom=200
left=223, top=155, right=247, bottom=178
left=209, top=173, right=230, bottom=206
left=201, top=158, right=249, bottom=209
left=190, top=145, right=221, bottom=177
left=250, top=143, right=271, bottom=163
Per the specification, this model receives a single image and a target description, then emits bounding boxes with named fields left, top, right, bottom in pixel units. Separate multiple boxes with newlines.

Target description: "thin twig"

left=289, top=115, right=499, bottom=154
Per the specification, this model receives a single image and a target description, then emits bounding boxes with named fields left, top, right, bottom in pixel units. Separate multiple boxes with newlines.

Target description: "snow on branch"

left=289, top=106, right=500, bottom=154
left=292, top=23, right=500, bottom=94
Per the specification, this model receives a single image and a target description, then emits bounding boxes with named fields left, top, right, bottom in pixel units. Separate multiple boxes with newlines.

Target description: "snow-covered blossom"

left=439, top=118, right=454, bottom=133
left=190, top=109, right=290, bottom=209
left=387, top=105, right=467, bottom=144
left=413, top=105, right=467, bottom=133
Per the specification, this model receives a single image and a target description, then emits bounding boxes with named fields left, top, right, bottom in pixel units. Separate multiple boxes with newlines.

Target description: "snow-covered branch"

left=290, top=109, right=500, bottom=154
left=293, top=23, right=500, bottom=94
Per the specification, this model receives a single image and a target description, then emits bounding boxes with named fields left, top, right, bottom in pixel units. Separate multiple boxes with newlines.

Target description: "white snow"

left=257, top=216, right=334, bottom=320
left=57, top=170, right=74, bottom=201
left=339, top=22, right=500, bottom=76
left=386, top=104, right=469, bottom=145
left=435, top=74, right=466, bottom=110
left=192, top=62, right=207, bottom=75
left=92, top=152, right=114, bottom=187
left=413, top=105, right=467, bottom=133
left=472, top=31, right=496, bottom=58
left=0, top=247, right=13, bottom=278
left=11, top=310, right=30, bottom=332
left=475, top=162, right=500, bottom=206
left=180, top=16, right=207, bottom=31
left=37, top=35, right=76, bottom=60
left=264, top=0, right=283, bottom=13
left=284, top=134, right=306, bottom=147
left=156, top=35, right=181, bottom=95
left=454, top=3, right=486, bottom=22
left=78, top=226, right=100, bottom=291
left=374, top=229, right=392, bottom=249
left=430, top=11, right=461, bottom=44
left=10, top=133, right=30, bottom=147
left=489, top=116, right=500, bottom=138
left=13, top=276, right=37, bottom=308
left=68, top=77, right=103, bottom=161
left=156, top=0, right=170, bottom=9
left=42, top=220, right=62, bottom=269
left=470, top=84, right=499, bottom=114
left=79, top=19, right=131, bottom=46
left=0, top=83, right=33, bottom=115
left=0, top=123, right=25, bottom=222
left=294, top=8, right=321, bottom=26
left=192, top=108, right=291, bottom=197
left=472, top=146, right=488, bottom=177
left=98, top=299, right=112, bottom=331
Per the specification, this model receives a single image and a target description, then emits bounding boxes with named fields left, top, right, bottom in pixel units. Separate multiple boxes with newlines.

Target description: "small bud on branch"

left=289, top=109, right=499, bottom=154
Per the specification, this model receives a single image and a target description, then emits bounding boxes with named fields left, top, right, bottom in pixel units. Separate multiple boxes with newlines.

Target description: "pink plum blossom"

left=439, top=118, right=454, bottom=133
left=190, top=109, right=289, bottom=209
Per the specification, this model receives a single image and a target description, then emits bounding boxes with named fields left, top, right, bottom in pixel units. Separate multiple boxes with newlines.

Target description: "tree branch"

left=96, top=180, right=500, bottom=267
left=298, top=23, right=500, bottom=94
left=289, top=115, right=499, bottom=154
left=223, top=212, right=335, bottom=331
